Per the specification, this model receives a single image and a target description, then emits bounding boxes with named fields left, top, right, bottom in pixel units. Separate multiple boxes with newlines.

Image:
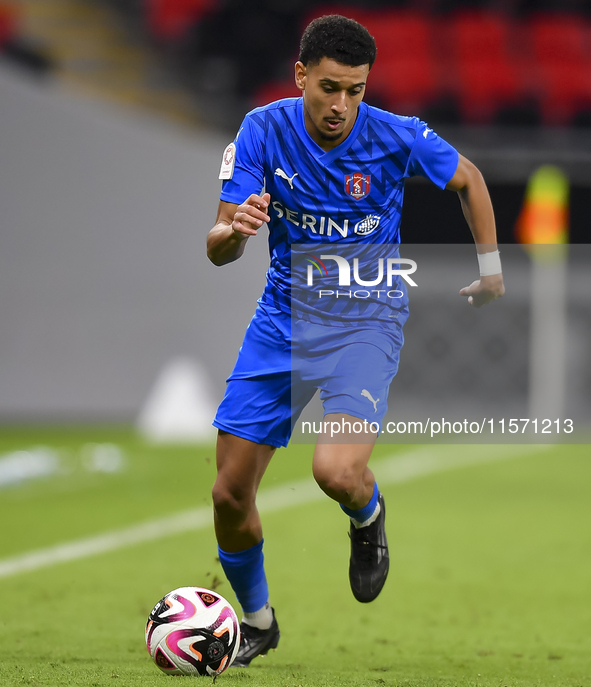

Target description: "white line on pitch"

left=0, top=444, right=548, bottom=580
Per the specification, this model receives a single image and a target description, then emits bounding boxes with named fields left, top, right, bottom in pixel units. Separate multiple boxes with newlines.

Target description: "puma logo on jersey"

left=275, top=168, right=298, bottom=189
left=361, top=389, right=379, bottom=413
left=423, top=127, right=433, bottom=138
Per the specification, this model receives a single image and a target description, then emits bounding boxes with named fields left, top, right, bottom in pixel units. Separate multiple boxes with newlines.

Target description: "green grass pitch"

left=0, top=427, right=589, bottom=687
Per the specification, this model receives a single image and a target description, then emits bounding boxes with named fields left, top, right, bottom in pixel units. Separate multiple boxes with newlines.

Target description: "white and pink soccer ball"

left=145, top=586, right=240, bottom=677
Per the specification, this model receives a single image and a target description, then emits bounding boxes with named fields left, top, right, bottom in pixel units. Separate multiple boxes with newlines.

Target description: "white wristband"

left=477, top=250, right=502, bottom=276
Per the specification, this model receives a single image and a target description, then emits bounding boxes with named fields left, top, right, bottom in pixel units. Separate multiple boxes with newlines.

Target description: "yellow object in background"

left=518, top=165, right=570, bottom=422
left=515, top=165, right=569, bottom=245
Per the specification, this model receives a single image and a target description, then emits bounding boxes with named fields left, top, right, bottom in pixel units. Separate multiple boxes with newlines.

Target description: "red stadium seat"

left=447, top=10, right=515, bottom=62
left=302, top=5, right=369, bottom=27
left=444, top=11, right=525, bottom=123
left=537, top=59, right=591, bottom=125
left=528, top=13, right=588, bottom=64
left=253, top=81, right=300, bottom=108
left=456, top=56, right=521, bottom=124
left=367, top=55, right=440, bottom=114
left=0, top=2, right=17, bottom=49
left=145, top=0, right=217, bottom=41
left=361, top=11, right=434, bottom=61
left=525, top=13, right=591, bottom=124
left=357, top=11, right=439, bottom=114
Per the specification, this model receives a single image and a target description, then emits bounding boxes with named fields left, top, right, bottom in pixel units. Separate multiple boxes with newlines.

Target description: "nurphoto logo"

left=305, top=254, right=418, bottom=287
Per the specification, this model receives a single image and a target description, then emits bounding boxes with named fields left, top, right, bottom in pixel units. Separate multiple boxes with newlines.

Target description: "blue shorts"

left=213, top=303, right=404, bottom=448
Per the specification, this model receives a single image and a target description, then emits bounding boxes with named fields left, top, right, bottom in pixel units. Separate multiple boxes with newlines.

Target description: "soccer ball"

left=145, top=586, right=241, bottom=676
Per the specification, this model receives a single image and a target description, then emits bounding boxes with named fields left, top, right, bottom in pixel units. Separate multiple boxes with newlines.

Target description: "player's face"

left=295, top=58, right=369, bottom=150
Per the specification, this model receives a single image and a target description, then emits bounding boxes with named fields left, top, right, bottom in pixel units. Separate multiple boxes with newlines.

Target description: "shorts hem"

left=212, top=420, right=288, bottom=449
left=321, top=408, right=383, bottom=428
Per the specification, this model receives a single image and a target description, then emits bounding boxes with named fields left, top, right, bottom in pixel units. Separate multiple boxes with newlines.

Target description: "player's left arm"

left=446, top=154, right=505, bottom=307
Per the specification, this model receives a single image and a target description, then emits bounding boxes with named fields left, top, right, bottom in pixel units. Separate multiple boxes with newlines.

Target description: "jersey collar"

left=296, top=99, right=368, bottom=165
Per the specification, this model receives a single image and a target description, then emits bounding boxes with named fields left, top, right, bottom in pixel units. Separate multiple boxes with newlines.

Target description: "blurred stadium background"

left=0, top=0, right=589, bottom=434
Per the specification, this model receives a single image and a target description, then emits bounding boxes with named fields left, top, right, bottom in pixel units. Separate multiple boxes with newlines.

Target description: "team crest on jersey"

left=345, top=172, right=371, bottom=200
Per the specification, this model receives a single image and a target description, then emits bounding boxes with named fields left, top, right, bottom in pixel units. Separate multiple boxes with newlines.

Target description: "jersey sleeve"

left=405, top=119, right=459, bottom=189
left=219, top=114, right=265, bottom=204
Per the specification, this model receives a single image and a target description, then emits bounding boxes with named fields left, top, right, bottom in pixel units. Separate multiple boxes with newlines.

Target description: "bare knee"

left=212, top=432, right=275, bottom=525
left=211, top=476, right=255, bottom=523
left=312, top=439, right=375, bottom=508
left=313, top=463, right=359, bottom=503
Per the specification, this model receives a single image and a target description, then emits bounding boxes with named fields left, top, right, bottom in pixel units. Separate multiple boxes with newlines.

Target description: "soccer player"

left=206, top=15, right=504, bottom=667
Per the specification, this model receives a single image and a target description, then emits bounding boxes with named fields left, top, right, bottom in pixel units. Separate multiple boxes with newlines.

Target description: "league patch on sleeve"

left=219, top=142, right=236, bottom=180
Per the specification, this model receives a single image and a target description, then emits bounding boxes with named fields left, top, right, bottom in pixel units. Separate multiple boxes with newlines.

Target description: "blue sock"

left=340, top=482, right=379, bottom=524
left=218, top=540, right=269, bottom=613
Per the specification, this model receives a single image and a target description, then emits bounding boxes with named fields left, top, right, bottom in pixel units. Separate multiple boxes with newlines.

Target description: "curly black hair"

left=299, top=15, right=377, bottom=69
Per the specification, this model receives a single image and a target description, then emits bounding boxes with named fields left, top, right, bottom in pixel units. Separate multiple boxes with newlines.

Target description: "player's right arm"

left=206, top=193, right=270, bottom=266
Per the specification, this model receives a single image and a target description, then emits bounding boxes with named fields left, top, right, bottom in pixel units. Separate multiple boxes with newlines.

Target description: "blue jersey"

left=219, top=97, right=458, bottom=326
